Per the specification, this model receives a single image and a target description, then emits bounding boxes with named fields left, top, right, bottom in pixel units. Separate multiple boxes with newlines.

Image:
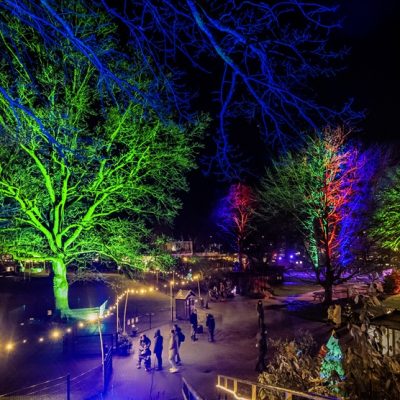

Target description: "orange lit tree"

left=259, top=128, right=380, bottom=303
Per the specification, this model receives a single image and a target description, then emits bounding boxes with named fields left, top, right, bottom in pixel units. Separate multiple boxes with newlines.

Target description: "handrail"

left=182, top=377, right=204, bottom=400
left=217, top=375, right=341, bottom=400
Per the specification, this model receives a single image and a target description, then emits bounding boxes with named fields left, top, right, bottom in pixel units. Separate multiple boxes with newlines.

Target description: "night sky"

left=174, top=0, right=400, bottom=240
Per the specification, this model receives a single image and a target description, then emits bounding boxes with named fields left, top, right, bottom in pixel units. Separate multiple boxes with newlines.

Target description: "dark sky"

left=174, top=0, right=400, bottom=240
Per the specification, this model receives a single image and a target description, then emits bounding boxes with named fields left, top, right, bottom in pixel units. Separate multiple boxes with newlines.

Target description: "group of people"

left=136, top=309, right=217, bottom=373
left=208, top=280, right=233, bottom=301
left=190, top=309, right=216, bottom=342
left=136, top=324, right=184, bottom=373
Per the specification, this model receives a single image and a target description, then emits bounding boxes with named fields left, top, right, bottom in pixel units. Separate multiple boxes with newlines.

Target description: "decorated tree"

left=0, top=8, right=204, bottom=315
left=259, top=128, right=381, bottom=303
left=215, top=183, right=255, bottom=269
left=0, top=1, right=360, bottom=178
left=320, top=331, right=345, bottom=384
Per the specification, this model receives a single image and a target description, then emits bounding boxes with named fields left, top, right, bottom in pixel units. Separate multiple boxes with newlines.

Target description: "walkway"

left=105, top=295, right=332, bottom=400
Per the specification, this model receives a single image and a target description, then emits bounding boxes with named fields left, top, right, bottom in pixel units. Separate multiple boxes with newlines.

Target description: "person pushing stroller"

left=137, top=334, right=152, bottom=372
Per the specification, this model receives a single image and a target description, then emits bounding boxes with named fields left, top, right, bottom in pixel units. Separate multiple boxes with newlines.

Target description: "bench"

left=313, top=291, right=325, bottom=302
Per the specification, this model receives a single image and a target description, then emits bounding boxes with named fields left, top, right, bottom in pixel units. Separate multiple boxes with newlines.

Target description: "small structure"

left=370, top=310, right=400, bottom=356
left=175, top=289, right=196, bottom=320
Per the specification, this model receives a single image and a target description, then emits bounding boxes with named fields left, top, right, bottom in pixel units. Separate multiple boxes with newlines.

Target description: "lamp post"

left=170, top=271, right=175, bottom=322
left=194, top=275, right=201, bottom=299
left=170, top=280, right=174, bottom=322
left=123, top=290, right=129, bottom=334
left=97, top=316, right=105, bottom=390
left=116, top=299, right=119, bottom=333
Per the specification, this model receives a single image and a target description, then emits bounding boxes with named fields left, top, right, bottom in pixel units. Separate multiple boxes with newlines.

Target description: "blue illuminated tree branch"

left=0, top=0, right=361, bottom=178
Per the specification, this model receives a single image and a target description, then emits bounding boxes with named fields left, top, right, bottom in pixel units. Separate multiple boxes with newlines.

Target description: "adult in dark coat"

left=189, top=309, right=198, bottom=341
left=255, top=324, right=268, bottom=372
left=174, top=324, right=183, bottom=364
left=206, top=313, right=216, bottom=342
left=153, top=329, right=163, bottom=371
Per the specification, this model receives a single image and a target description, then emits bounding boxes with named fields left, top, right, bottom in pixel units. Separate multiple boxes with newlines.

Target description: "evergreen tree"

left=320, top=331, right=345, bottom=382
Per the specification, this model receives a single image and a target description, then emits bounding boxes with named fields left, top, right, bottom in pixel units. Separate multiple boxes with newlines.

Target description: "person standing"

left=256, top=300, right=264, bottom=329
left=168, top=329, right=179, bottom=373
left=255, top=324, right=268, bottom=372
left=174, top=323, right=184, bottom=365
left=153, top=329, right=163, bottom=371
left=189, top=309, right=198, bottom=341
left=206, top=313, right=216, bottom=342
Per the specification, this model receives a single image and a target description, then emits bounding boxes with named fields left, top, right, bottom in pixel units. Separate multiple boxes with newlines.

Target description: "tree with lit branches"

left=0, top=9, right=204, bottom=316
left=216, top=183, right=255, bottom=269
left=372, top=167, right=400, bottom=251
left=0, top=0, right=361, bottom=178
left=259, top=127, right=380, bottom=303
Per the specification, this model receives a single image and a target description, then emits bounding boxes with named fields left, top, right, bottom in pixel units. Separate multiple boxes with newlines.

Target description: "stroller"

left=138, top=347, right=152, bottom=371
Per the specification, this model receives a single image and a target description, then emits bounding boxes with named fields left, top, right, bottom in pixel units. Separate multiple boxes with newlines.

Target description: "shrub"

left=383, top=270, right=400, bottom=294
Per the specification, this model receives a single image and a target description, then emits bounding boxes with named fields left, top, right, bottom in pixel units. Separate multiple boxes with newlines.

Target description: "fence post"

left=67, top=374, right=71, bottom=400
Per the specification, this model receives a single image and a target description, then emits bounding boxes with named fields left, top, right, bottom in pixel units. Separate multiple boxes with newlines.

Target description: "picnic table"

left=313, top=291, right=325, bottom=302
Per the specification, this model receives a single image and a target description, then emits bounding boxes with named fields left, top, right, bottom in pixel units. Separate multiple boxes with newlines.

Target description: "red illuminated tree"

left=216, top=183, right=255, bottom=269
left=259, top=128, right=380, bottom=303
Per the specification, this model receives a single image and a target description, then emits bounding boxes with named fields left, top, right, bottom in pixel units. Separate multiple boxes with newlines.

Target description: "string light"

left=50, top=329, right=61, bottom=339
left=5, top=342, right=14, bottom=351
left=1, top=281, right=189, bottom=353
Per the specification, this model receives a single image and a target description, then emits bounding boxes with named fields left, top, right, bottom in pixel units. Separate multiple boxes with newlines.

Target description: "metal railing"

left=0, top=348, right=113, bottom=399
left=216, top=375, right=341, bottom=400
left=182, top=377, right=204, bottom=400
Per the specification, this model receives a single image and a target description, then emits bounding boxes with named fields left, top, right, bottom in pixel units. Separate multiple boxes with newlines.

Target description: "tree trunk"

left=324, top=284, right=333, bottom=304
left=52, top=257, right=70, bottom=316
left=323, top=262, right=334, bottom=304
left=238, top=238, right=244, bottom=270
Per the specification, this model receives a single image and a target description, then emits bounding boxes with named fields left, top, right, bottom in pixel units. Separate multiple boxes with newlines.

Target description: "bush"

left=383, top=270, right=400, bottom=294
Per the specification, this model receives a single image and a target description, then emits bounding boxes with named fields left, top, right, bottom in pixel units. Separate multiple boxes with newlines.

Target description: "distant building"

left=165, top=241, right=193, bottom=256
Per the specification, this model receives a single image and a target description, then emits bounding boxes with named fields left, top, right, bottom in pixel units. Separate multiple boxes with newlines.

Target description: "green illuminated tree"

left=320, top=331, right=345, bottom=383
left=0, top=10, right=204, bottom=316
left=372, top=167, right=400, bottom=251
left=258, top=128, right=379, bottom=303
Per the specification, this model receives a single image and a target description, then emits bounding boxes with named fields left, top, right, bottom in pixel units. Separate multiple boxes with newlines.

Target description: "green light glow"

left=373, top=167, right=400, bottom=250
left=0, top=10, right=204, bottom=315
left=259, top=127, right=373, bottom=303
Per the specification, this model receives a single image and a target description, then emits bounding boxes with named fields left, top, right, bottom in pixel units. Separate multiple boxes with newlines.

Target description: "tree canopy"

left=0, top=0, right=361, bottom=178
left=0, top=7, right=205, bottom=314
left=258, top=128, right=380, bottom=302
left=372, top=167, right=400, bottom=251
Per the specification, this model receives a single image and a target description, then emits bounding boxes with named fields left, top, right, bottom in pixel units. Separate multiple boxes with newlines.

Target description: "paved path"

left=105, top=295, right=332, bottom=400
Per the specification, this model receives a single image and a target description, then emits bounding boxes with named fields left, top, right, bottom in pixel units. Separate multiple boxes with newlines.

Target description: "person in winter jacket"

left=168, top=329, right=179, bottom=373
left=153, top=329, right=163, bottom=371
left=189, top=309, right=198, bottom=341
left=174, top=324, right=184, bottom=364
left=255, top=324, right=268, bottom=372
left=206, top=313, right=216, bottom=342
left=137, top=334, right=152, bottom=371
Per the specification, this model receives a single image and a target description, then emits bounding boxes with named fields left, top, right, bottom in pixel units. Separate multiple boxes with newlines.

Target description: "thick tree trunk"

left=52, top=257, right=70, bottom=316
left=324, top=284, right=333, bottom=304
left=323, top=262, right=334, bottom=304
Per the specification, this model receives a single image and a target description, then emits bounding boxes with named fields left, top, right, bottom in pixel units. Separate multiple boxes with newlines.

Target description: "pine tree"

left=320, top=331, right=345, bottom=382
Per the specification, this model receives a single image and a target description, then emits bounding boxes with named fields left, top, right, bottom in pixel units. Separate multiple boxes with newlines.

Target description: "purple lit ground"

left=0, top=272, right=392, bottom=399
